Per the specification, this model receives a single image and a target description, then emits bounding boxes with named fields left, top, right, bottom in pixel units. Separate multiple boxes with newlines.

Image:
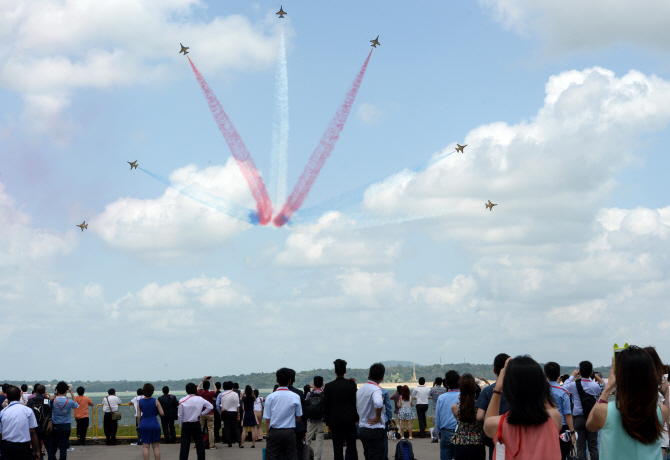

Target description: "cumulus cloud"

left=357, top=102, right=384, bottom=124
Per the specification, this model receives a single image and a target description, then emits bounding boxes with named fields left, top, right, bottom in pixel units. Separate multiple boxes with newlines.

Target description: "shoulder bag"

left=107, top=396, right=122, bottom=421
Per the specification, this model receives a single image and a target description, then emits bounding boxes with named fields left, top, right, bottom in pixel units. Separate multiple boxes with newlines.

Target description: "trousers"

left=200, top=413, right=215, bottom=448
left=306, top=421, right=326, bottom=460
left=75, top=417, right=88, bottom=445
left=574, top=415, right=599, bottom=460
left=330, top=423, right=359, bottom=460
left=48, top=423, right=70, bottom=460
left=161, top=416, right=177, bottom=443
left=103, top=412, right=118, bottom=445
left=180, top=421, right=205, bottom=460
left=439, top=428, right=456, bottom=460
left=1, top=440, right=33, bottom=460
left=222, top=411, right=240, bottom=446
left=266, top=428, right=297, bottom=460
left=415, top=404, right=429, bottom=437
left=359, top=427, right=386, bottom=460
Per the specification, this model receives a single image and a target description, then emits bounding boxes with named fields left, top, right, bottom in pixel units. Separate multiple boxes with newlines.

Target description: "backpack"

left=306, top=391, right=324, bottom=420
left=394, top=439, right=416, bottom=460
left=576, top=380, right=596, bottom=419
left=30, top=396, right=51, bottom=426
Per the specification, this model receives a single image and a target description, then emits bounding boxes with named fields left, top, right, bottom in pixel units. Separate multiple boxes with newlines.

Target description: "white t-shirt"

left=412, top=385, right=431, bottom=405
left=130, top=396, right=142, bottom=417
left=103, top=395, right=122, bottom=413
left=254, top=397, right=264, bottom=412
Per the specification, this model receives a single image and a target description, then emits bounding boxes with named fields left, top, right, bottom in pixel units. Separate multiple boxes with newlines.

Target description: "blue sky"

left=2, top=0, right=670, bottom=380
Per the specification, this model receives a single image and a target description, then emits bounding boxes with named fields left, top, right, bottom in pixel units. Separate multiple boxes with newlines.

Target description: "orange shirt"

left=74, top=396, right=93, bottom=419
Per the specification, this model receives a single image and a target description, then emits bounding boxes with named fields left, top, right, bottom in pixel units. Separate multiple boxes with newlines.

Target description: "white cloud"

left=357, top=102, right=384, bottom=124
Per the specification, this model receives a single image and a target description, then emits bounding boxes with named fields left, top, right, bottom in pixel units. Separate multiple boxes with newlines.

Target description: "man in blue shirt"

left=545, top=362, right=575, bottom=460
left=433, top=370, right=460, bottom=460
left=476, top=353, right=510, bottom=460
left=49, top=381, right=79, bottom=460
left=263, top=368, right=303, bottom=460
left=380, top=387, right=393, bottom=460
left=563, top=361, right=603, bottom=460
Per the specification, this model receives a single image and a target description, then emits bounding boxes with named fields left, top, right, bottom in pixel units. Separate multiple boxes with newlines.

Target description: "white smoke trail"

left=269, top=27, right=289, bottom=208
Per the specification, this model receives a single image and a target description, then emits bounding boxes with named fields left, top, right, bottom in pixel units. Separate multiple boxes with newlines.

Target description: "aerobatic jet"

left=485, top=200, right=497, bottom=211
left=76, top=221, right=88, bottom=231
left=128, top=160, right=138, bottom=170
left=456, top=144, right=467, bottom=153
left=370, top=35, right=380, bottom=48
left=179, top=43, right=189, bottom=55
left=276, top=6, right=286, bottom=18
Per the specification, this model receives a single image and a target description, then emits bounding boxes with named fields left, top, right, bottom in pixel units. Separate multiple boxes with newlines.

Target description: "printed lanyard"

left=551, top=385, right=570, bottom=396
left=55, top=398, right=69, bottom=411
left=275, top=388, right=290, bottom=392
left=367, top=381, right=382, bottom=389
left=179, top=395, right=194, bottom=406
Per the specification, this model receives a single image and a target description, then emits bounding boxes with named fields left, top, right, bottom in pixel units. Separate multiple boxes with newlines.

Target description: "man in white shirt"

left=129, top=388, right=144, bottom=446
left=412, top=377, right=431, bottom=438
left=102, top=389, right=122, bottom=445
left=216, top=381, right=241, bottom=447
left=0, top=385, right=40, bottom=459
left=263, top=368, right=303, bottom=460
left=178, top=382, right=213, bottom=460
left=356, top=363, right=386, bottom=460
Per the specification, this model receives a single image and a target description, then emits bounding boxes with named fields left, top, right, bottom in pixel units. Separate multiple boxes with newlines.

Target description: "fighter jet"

left=456, top=144, right=467, bottom=153
left=128, top=160, right=138, bottom=170
left=370, top=35, right=380, bottom=48
left=276, top=6, right=287, bottom=18
left=76, top=221, right=88, bottom=231
left=179, top=43, right=189, bottom=55
left=485, top=200, right=497, bottom=211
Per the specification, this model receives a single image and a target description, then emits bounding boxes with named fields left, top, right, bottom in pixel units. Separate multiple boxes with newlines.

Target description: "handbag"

left=42, top=400, right=53, bottom=435
left=107, top=396, right=122, bottom=421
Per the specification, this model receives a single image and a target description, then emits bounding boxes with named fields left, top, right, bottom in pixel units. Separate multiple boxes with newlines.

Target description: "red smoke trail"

left=188, top=57, right=273, bottom=225
left=273, top=50, right=373, bottom=227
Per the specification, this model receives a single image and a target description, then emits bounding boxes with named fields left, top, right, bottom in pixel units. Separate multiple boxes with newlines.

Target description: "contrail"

left=139, top=167, right=259, bottom=225
left=287, top=208, right=456, bottom=231
left=187, top=57, right=273, bottom=225
left=269, top=27, right=289, bottom=208
left=273, top=50, right=374, bottom=227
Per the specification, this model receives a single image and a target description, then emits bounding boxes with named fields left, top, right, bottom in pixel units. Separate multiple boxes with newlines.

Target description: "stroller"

left=387, top=420, right=400, bottom=440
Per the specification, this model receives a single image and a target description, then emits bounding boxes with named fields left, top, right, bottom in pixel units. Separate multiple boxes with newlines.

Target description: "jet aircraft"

left=128, top=160, right=138, bottom=170
left=179, top=43, right=189, bottom=55
left=456, top=144, right=467, bottom=153
left=76, top=221, right=88, bottom=231
left=485, top=200, right=497, bottom=211
left=370, top=35, right=380, bottom=48
left=276, top=6, right=287, bottom=18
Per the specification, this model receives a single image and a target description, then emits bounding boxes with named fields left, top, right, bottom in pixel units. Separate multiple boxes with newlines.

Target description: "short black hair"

left=56, top=381, right=68, bottom=395
left=108, top=389, right=116, bottom=395
left=7, top=386, right=20, bottom=402
left=223, top=381, right=233, bottom=391
left=273, top=384, right=279, bottom=392
left=314, top=376, right=324, bottom=388
left=203, top=380, right=210, bottom=390
left=35, top=384, right=46, bottom=395
left=215, top=382, right=221, bottom=390
left=561, top=374, right=570, bottom=383
left=544, top=362, right=561, bottom=382
left=20, top=384, right=28, bottom=392
left=287, top=369, right=296, bottom=385
left=76, top=386, right=85, bottom=396
left=143, top=383, right=154, bottom=398
left=334, top=359, right=347, bottom=376
left=136, top=388, right=143, bottom=396
left=233, top=383, right=239, bottom=390
left=253, top=389, right=260, bottom=397
left=397, top=385, right=403, bottom=392
left=368, top=363, right=386, bottom=382
left=418, top=377, right=425, bottom=385
left=444, top=370, right=460, bottom=390
left=162, top=386, right=169, bottom=395
left=276, top=368, right=292, bottom=387
left=2, top=383, right=9, bottom=393
left=579, top=361, right=593, bottom=378
left=435, top=377, right=443, bottom=386
left=494, top=353, right=510, bottom=376
left=185, top=383, right=197, bottom=395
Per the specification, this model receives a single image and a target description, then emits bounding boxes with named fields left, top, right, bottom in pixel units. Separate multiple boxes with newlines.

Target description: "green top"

left=601, top=401, right=662, bottom=460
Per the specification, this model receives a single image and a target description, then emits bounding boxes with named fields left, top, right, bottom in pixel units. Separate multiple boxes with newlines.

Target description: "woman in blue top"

left=137, top=383, right=164, bottom=460
left=49, top=381, right=79, bottom=460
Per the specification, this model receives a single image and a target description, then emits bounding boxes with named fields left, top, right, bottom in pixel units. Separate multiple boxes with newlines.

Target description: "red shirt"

left=197, top=390, right=217, bottom=415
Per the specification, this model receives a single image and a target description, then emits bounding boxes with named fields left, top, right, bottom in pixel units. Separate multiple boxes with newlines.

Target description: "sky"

left=2, top=0, right=670, bottom=381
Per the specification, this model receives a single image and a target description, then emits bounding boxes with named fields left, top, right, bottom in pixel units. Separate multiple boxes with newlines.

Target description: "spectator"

left=560, top=374, right=570, bottom=385
left=263, top=368, right=303, bottom=460
left=178, top=382, right=212, bottom=460
left=217, top=381, right=240, bottom=447
left=26, top=383, right=51, bottom=459
left=288, top=369, right=308, bottom=460
left=484, top=356, right=562, bottom=460
left=130, top=388, right=144, bottom=446
left=157, top=386, right=178, bottom=444
left=306, top=376, right=326, bottom=460
left=429, top=377, right=446, bottom=443
left=563, top=361, right=602, bottom=460
left=19, top=384, right=29, bottom=405
left=73, top=387, right=93, bottom=447
left=137, top=383, right=164, bottom=460
left=0, top=384, right=8, bottom=408
left=544, top=362, right=575, bottom=460
left=49, top=381, right=78, bottom=460
left=196, top=376, right=217, bottom=450
left=0, top=385, right=40, bottom=459
left=450, top=373, right=485, bottom=460
left=644, top=346, right=670, bottom=457
left=412, top=377, right=431, bottom=438
left=233, top=382, right=243, bottom=440
left=586, top=346, right=670, bottom=460
left=324, top=359, right=359, bottom=460
left=397, top=385, right=414, bottom=439
left=240, top=385, right=259, bottom=448
left=213, top=382, right=222, bottom=443
left=390, top=385, right=402, bottom=428
left=434, top=370, right=461, bottom=460
left=380, top=384, right=393, bottom=460
left=253, top=389, right=265, bottom=441
left=356, top=363, right=386, bottom=460
left=102, top=389, right=122, bottom=446
left=304, top=385, right=313, bottom=397
left=476, top=353, right=510, bottom=460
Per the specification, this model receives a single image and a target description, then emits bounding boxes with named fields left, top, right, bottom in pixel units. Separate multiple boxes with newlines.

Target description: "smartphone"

left=613, top=343, right=629, bottom=372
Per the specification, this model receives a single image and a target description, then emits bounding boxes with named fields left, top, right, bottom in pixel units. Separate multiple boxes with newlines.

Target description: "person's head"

left=223, top=381, right=233, bottom=391
left=396, top=385, right=402, bottom=393
left=314, top=376, right=324, bottom=388
left=368, top=363, right=385, bottom=383
left=20, top=384, right=28, bottom=392
left=401, top=385, right=410, bottom=401
left=215, top=382, right=221, bottom=391
left=616, top=345, right=664, bottom=444
left=76, top=386, right=85, bottom=396
left=1, top=383, right=9, bottom=394
left=458, top=374, right=477, bottom=423
left=334, top=359, right=347, bottom=377
left=253, top=389, right=259, bottom=398
left=504, top=355, right=553, bottom=426
left=287, top=369, right=296, bottom=385
left=544, top=362, right=561, bottom=382
left=444, top=370, right=460, bottom=390
left=643, top=346, right=665, bottom=385
left=304, top=385, right=311, bottom=395
left=560, top=374, right=570, bottom=384
left=33, top=383, right=39, bottom=394
left=493, top=353, right=511, bottom=376
left=7, top=386, right=21, bottom=402
left=273, top=384, right=279, bottom=392
left=276, top=368, right=292, bottom=387
left=35, top=384, right=46, bottom=395
left=55, top=381, right=68, bottom=395
left=418, top=377, right=425, bottom=385
left=143, top=383, right=154, bottom=398
left=233, top=383, right=239, bottom=390
left=108, top=389, right=116, bottom=396
left=203, top=380, right=211, bottom=390
left=136, top=388, right=143, bottom=396
left=185, top=383, right=197, bottom=395
left=435, top=377, right=443, bottom=386
left=579, top=361, right=593, bottom=378
left=245, top=385, right=254, bottom=400
left=162, top=386, right=169, bottom=395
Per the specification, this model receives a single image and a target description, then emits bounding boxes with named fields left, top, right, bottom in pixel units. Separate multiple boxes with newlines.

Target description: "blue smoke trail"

left=269, top=27, right=289, bottom=208
left=139, top=167, right=259, bottom=225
